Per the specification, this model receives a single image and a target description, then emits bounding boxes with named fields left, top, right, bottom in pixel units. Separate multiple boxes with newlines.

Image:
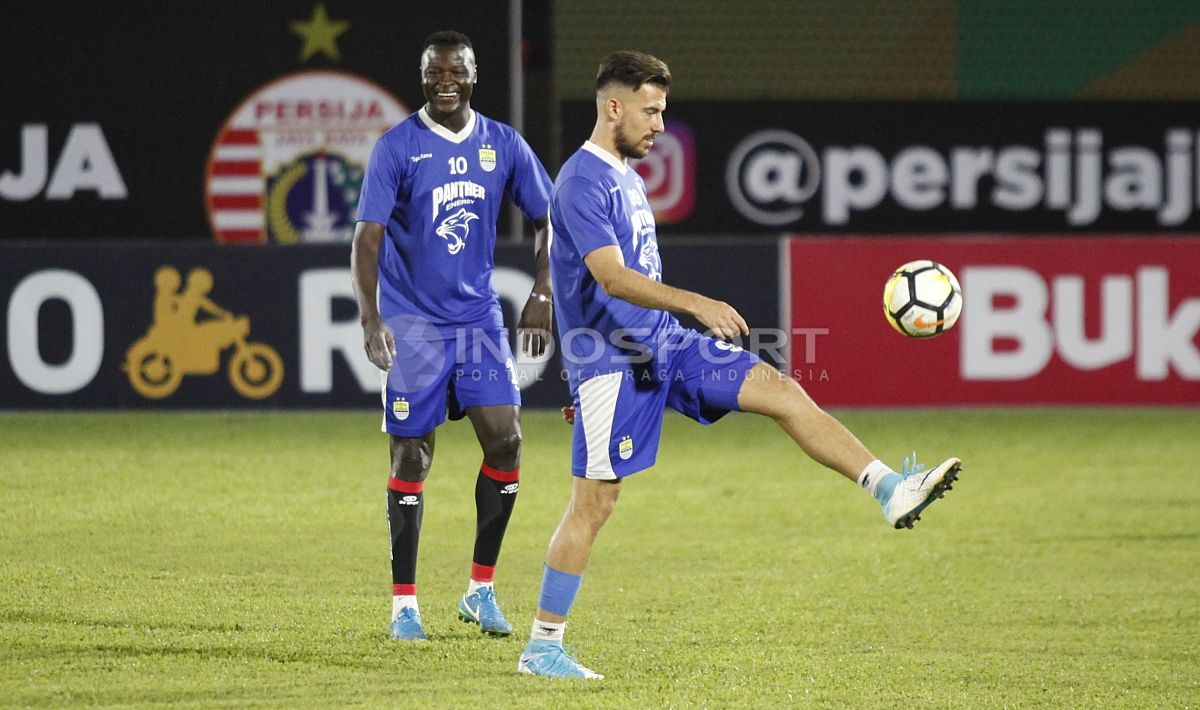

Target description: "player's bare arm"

left=351, top=220, right=396, bottom=370
left=517, top=215, right=553, bottom=357
left=583, top=245, right=748, bottom=340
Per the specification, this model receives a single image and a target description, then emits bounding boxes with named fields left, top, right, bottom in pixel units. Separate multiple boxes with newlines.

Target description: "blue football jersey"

left=358, top=108, right=551, bottom=334
left=550, top=141, right=681, bottom=390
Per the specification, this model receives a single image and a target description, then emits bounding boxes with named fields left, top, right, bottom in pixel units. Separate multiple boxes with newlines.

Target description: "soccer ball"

left=882, top=260, right=962, bottom=338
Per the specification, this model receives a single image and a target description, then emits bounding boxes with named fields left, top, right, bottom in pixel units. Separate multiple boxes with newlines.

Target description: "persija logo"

left=632, top=121, right=695, bottom=224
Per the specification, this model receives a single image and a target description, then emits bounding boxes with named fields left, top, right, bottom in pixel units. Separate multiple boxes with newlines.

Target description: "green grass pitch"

left=2, top=409, right=1198, bottom=708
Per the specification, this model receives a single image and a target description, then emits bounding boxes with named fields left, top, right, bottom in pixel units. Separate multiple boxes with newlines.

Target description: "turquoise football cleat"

left=517, top=640, right=603, bottom=679
left=882, top=454, right=962, bottom=529
left=390, top=607, right=428, bottom=641
left=457, top=586, right=513, bottom=636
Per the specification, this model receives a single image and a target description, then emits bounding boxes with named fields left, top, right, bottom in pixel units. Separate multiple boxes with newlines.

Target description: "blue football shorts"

left=569, top=329, right=762, bottom=479
left=379, top=316, right=520, bottom=437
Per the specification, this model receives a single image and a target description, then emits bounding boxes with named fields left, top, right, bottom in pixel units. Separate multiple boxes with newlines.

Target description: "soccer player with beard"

left=352, top=31, right=553, bottom=641
left=516, top=51, right=962, bottom=678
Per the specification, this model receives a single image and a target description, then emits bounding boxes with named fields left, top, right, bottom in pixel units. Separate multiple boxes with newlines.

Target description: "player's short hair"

left=423, top=30, right=473, bottom=52
left=595, top=51, right=671, bottom=94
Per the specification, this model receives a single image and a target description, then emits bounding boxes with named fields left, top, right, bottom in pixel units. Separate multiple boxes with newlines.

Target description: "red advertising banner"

left=786, top=237, right=1200, bottom=405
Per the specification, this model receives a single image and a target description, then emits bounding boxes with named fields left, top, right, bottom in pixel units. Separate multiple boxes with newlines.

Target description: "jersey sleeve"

left=356, top=134, right=403, bottom=224
left=506, top=131, right=552, bottom=222
left=555, top=176, right=618, bottom=258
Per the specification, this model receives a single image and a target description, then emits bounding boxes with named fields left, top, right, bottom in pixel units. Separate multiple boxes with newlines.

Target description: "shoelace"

left=900, top=451, right=926, bottom=478
left=397, top=607, right=421, bottom=625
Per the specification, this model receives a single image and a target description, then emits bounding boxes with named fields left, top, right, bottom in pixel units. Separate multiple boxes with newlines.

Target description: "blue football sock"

left=537, top=565, right=582, bottom=617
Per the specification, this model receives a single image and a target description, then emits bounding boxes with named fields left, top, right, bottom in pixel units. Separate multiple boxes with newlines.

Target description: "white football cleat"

left=882, top=455, right=961, bottom=529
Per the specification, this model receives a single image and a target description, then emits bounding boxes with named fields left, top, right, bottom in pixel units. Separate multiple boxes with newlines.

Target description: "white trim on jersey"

left=577, top=372, right=622, bottom=480
left=418, top=107, right=478, bottom=144
left=581, top=141, right=627, bottom=175
left=379, top=369, right=389, bottom=433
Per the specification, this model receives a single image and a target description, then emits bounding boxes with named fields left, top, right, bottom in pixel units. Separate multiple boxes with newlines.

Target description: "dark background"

left=0, top=1, right=516, bottom=240
left=5, top=1, right=1200, bottom=241
left=3, top=0, right=1199, bottom=409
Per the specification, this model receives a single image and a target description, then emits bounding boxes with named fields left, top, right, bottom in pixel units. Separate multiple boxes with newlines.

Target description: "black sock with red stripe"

left=472, top=462, right=519, bottom=574
left=387, top=477, right=424, bottom=590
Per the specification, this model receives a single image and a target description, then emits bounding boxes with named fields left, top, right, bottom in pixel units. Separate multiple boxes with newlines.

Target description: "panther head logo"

left=638, top=237, right=662, bottom=282
left=435, top=208, right=480, bottom=255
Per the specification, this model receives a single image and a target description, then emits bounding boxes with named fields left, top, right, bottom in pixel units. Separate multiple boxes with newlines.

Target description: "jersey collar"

left=418, top=107, right=477, bottom=144
left=582, top=141, right=627, bottom=174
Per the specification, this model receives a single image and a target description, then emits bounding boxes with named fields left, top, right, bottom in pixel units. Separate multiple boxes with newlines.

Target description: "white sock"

left=392, top=595, right=419, bottom=620
left=530, top=619, right=565, bottom=644
left=467, top=579, right=493, bottom=596
left=857, top=459, right=894, bottom=496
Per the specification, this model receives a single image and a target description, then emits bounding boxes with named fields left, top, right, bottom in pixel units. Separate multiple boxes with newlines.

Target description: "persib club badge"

left=478, top=146, right=496, bottom=173
left=206, top=71, right=409, bottom=244
left=618, top=435, right=634, bottom=461
left=392, top=397, right=410, bottom=421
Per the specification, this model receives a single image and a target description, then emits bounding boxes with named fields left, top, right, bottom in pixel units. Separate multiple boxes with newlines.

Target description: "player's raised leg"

left=458, top=404, right=522, bottom=636
left=387, top=432, right=434, bottom=640
left=736, top=363, right=960, bottom=529
left=518, top=476, right=617, bottom=679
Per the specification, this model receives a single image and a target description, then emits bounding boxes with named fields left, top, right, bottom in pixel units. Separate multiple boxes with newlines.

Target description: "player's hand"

left=693, top=297, right=749, bottom=341
left=517, top=293, right=553, bottom=358
left=561, top=406, right=575, bottom=425
left=362, top=319, right=397, bottom=371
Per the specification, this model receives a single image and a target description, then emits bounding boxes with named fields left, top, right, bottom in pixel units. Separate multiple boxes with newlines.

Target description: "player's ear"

left=605, top=96, right=622, bottom=121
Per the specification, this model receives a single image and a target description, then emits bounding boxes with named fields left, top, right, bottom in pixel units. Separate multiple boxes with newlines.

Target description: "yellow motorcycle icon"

left=124, top=266, right=284, bottom=400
